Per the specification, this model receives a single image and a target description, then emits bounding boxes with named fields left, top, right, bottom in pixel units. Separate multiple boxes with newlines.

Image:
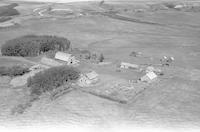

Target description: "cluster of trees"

left=83, top=52, right=104, bottom=62
left=0, top=3, right=19, bottom=17
left=1, top=35, right=71, bottom=57
left=0, top=65, right=29, bottom=77
left=27, top=66, right=80, bottom=96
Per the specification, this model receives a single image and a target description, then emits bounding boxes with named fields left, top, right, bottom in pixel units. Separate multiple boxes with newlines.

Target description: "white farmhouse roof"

left=85, top=71, right=98, bottom=80
left=55, top=51, right=72, bottom=62
left=146, top=71, right=157, bottom=80
left=121, top=62, right=139, bottom=68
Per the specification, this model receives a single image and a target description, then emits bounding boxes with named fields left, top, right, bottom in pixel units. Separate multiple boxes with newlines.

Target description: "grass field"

left=0, top=0, right=200, bottom=130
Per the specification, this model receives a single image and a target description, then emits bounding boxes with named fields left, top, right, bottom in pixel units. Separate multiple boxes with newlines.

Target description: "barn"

left=55, top=51, right=79, bottom=65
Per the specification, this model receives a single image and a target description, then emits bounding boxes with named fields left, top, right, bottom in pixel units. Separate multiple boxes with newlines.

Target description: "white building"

left=120, top=62, right=139, bottom=69
left=174, top=4, right=184, bottom=9
left=41, top=57, right=63, bottom=67
left=78, top=71, right=99, bottom=86
left=140, top=71, right=157, bottom=83
left=55, top=51, right=79, bottom=65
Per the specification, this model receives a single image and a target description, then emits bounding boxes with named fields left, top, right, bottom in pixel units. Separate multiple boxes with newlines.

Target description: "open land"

left=0, top=0, right=200, bottom=131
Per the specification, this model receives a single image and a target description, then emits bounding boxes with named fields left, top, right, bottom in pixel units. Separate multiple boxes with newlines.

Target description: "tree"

left=99, top=53, right=104, bottom=62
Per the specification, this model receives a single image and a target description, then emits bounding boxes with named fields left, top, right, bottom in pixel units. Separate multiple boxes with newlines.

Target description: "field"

left=0, top=0, right=200, bottom=130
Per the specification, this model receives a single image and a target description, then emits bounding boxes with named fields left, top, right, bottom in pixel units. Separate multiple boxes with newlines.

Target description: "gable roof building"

left=140, top=71, right=157, bottom=83
left=120, top=62, right=139, bottom=69
left=78, top=71, right=99, bottom=87
left=55, top=51, right=72, bottom=62
left=55, top=51, right=79, bottom=65
left=85, top=71, right=98, bottom=80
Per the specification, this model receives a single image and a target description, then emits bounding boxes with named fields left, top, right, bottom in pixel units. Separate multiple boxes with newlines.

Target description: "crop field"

left=0, top=0, right=200, bottom=131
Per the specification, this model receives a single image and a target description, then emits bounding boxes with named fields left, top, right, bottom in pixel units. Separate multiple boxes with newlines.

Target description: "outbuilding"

left=55, top=51, right=79, bottom=65
left=120, top=62, right=139, bottom=69
left=41, top=57, right=63, bottom=67
left=78, top=71, right=99, bottom=86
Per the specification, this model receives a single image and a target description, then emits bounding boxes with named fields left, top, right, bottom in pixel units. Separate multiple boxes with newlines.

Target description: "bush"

left=0, top=65, right=29, bottom=77
left=1, top=35, right=71, bottom=57
left=0, top=4, right=20, bottom=17
left=27, top=66, right=80, bottom=96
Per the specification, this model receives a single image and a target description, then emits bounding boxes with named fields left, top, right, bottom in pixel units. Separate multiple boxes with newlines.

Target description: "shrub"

left=0, top=65, right=29, bottom=77
left=27, top=66, right=80, bottom=96
left=1, top=35, right=71, bottom=57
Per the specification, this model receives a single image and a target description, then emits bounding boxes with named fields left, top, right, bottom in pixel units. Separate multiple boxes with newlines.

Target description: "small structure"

left=140, top=71, right=157, bottom=83
left=174, top=4, right=185, bottom=9
left=130, top=51, right=142, bottom=57
left=78, top=71, right=99, bottom=86
left=55, top=51, right=79, bottom=65
left=41, top=57, right=63, bottom=67
left=145, top=66, right=162, bottom=74
left=120, top=62, right=139, bottom=69
left=160, top=56, right=175, bottom=66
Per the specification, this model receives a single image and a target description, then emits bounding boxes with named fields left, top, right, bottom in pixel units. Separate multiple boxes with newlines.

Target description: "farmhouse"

left=78, top=71, right=99, bottom=86
left=55, top=51, right=79, bottom=65
left=140, top=71, right=157, bottom=83
left=120, top=62, right=139, bottom=69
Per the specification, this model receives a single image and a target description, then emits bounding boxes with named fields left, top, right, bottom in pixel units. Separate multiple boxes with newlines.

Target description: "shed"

left=55, top=51, right=79, bottom=65
left=120, top=62, right=139, bottom=69
left=41, top=57, right=63, bottom=67
left=140, top=71, right=157, bottom=83
left=85, top=71, right=98, bottom=80
left=78, top=71, right=99, bottom=86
